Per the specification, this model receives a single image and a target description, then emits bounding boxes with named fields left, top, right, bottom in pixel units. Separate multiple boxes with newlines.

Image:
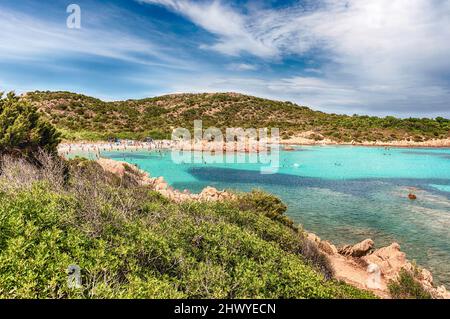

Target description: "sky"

left=0, top=0, right=449, bottom=117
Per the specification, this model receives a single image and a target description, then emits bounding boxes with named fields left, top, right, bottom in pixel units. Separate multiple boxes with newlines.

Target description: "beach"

left=59, top=136, right=450, bottom=158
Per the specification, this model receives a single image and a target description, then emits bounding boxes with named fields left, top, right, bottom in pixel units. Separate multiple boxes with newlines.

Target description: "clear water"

left=73, top=146, right=450, bottom=287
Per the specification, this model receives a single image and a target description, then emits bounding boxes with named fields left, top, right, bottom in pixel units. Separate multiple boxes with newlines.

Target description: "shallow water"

left=73, top=146, right=450, bottom=286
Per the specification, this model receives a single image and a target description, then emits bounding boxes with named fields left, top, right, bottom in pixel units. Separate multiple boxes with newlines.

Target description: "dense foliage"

left=388, top=269, right=432, bottom=299
left=0, top=156, right=374, bottom=299
left=24, top=91, right=449, bottom=142
left=0, top=92, right=60, bottom=159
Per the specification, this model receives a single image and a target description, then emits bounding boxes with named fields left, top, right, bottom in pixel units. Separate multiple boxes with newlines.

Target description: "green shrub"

left=0, top=92, right=60, bottom=159
left=388, top=269, right=432, bottom=299
left=238, top=190, right=293, bottom=229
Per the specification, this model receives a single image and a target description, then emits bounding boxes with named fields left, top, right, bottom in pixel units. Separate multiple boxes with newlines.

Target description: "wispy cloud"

left=227, top=63, right=258, bottom=71
left=137, top=0, right=450, bottom=116
left=138, top=0, right=450, bottom=67
left=1, top=0, right=449, bottom=116
left=0, top=6, right=189, bottom=69
left=137, top=0, right=279, bottom=57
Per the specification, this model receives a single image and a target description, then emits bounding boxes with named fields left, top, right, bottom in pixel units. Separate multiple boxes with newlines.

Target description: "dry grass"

left=0, top=151, right=148, bottom=237
left=0, top=150, right=65, bottom=192
left=300, top=237, right=335, bottom=280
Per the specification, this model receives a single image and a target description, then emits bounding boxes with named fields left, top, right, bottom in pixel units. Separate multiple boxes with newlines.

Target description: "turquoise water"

left=74, top=146, right=450, bottom=286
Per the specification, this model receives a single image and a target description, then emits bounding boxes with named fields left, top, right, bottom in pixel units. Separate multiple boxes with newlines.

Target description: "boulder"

left=319, top=240, right=338, bottom=255
left=362, top=242, right=408, bottom=280
left=97, top=158, right=127, bottom=178
left=339, top=239, right=374, bottom=257
left=306, top=232, right=321, bottom=244
left=436, top=286, right=450, bottom=299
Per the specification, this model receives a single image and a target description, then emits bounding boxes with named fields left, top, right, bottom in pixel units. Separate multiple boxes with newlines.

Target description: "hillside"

left=24, top=91, right=449, bottom=142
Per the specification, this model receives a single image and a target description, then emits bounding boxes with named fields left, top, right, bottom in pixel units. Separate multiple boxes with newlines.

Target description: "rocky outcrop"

left=308, top=233, right=450, bottom=299
left=338, top=239, right=374, bottom=257
left=97, top=158, right=235, bottom=203
left=319, top=240, right=339, bottom=255
left=362, top=243, right=449, bottom=299
left=97, top=158, right=129, bottom=179
left=362, top=243, right=407, bottom=281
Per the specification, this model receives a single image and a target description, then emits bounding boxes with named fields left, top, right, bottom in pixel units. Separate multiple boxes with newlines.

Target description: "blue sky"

left=1, top=0, right=449, bottom=117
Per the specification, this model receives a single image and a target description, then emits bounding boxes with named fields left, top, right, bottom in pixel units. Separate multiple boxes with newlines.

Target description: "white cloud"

left=138, top=0, right=450, bottom=68
left=138, top=0, right=278, bottom=57
left=227, top=63, right=258, bottom=71
left=138, top=0, right=450, bottom=116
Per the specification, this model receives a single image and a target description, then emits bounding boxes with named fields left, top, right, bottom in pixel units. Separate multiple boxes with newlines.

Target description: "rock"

left=363, top=242, right=408, bottom=280
left=339, top=239, right=374, bottom=257
left=307, top=232, right=321, bottom=244
left=319, top=240, right=338, bottom=255
left=197, top=186, right=234, bottom=202
left=436, top=286, right=450, bottom=299
left=97, top=158, right=127, bottom=178
left=418, top=268, right=433, bottom=286
left=156, top=182, right=168, bottom=191
left=363, top=242, right=450, bottom=299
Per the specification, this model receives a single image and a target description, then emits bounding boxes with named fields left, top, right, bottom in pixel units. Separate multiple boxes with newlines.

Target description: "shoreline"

left=279, top=136, right=450, bottom=148
left=58, top=138, right=450, bottom=156
left=283, top=142, right=450, bottom=149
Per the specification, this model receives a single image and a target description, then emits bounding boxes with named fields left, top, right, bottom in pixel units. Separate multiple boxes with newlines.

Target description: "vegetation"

left=0, top=92, right=60, bottom=159
left=238, top=190, right=292, bottom=229
left=0, top=154, right=375, bottom=299
left=388, top=269, right=432, bottom=299
left=23, top=91, right=449, bottom=142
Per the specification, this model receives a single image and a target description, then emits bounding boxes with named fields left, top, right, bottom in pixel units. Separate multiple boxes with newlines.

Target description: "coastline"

left=279, top=136, right=450, bottom=148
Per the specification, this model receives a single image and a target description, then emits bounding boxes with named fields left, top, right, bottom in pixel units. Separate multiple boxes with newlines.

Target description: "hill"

left=24, top=91, right=449, bottom=142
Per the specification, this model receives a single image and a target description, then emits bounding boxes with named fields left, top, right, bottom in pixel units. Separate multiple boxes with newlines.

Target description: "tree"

left=0, top=92, right=61, bottom=159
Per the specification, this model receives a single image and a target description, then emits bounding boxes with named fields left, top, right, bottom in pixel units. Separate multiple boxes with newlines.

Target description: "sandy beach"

left=59, top=137, right=450, bottom=157
left=58, top=139, right=272, bottom=157
left=280, top=136, right=450, bottom=148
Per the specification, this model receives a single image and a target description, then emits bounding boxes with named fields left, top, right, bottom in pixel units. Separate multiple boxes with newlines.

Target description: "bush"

left=388, top=269, right=432, bottom=299
left=0, top=92, right=60, bottom=160
left=238, top=190, right=293, bottom=228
